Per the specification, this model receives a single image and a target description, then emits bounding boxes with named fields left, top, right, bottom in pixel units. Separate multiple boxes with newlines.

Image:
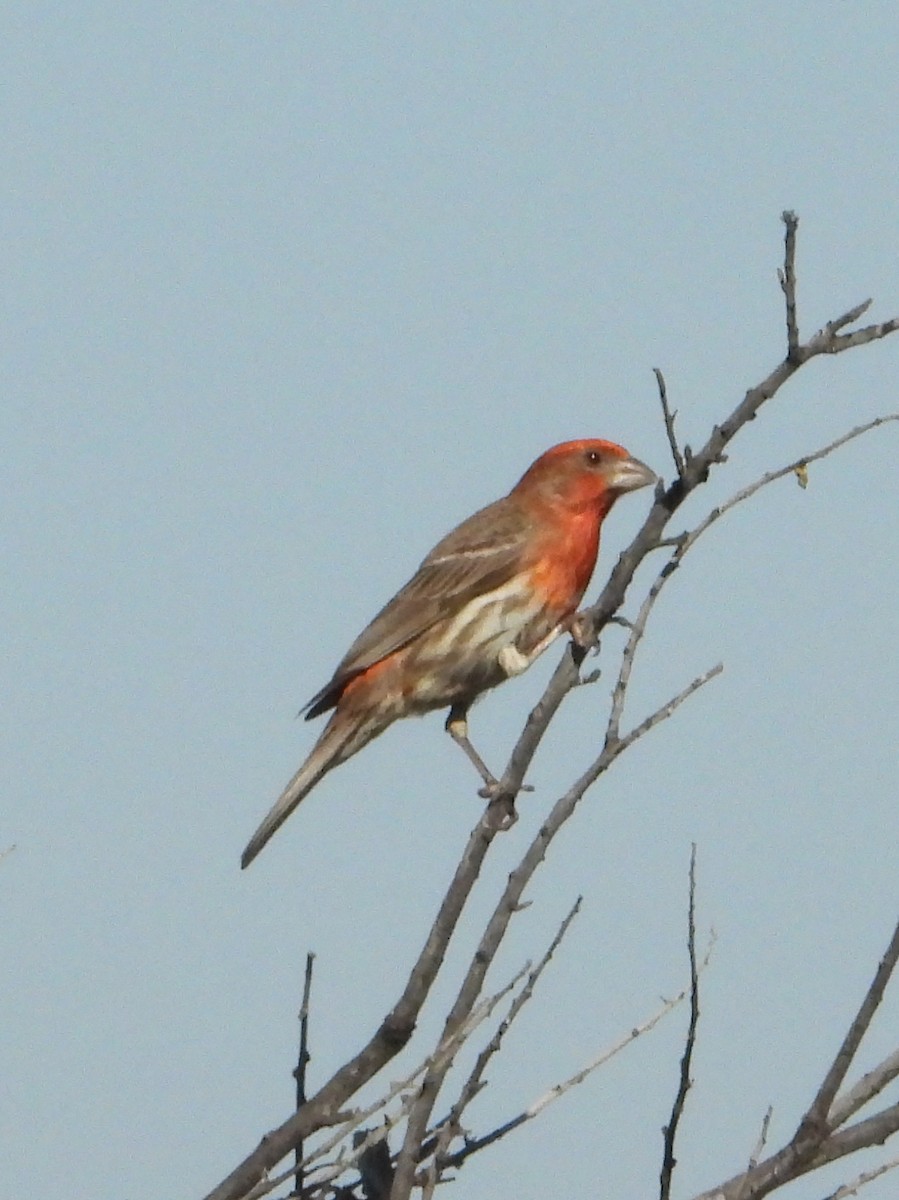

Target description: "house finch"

left=241, top=439, right=656, bottom=868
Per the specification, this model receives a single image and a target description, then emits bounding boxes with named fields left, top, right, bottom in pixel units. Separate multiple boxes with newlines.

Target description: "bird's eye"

left=585, top=448, right=603, bottom=467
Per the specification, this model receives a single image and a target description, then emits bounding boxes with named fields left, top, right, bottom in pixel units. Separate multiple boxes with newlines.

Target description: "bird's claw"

left=484, top=791, right=519, bottom=830
left=568, top=610, right=596, bottom=652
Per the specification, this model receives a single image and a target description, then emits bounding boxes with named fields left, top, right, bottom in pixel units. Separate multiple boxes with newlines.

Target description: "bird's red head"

left=512, top=439, right=657, bottom=516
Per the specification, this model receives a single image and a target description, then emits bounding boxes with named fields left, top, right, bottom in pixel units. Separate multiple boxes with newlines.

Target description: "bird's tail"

left=241, top=709, right=378, bottom=869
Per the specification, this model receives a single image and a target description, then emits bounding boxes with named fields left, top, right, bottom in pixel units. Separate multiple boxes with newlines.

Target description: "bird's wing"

left=303, top=497, right=528, bottom=717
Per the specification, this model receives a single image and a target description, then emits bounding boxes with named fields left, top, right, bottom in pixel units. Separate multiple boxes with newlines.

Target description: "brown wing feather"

left=304, top=496, right=528, bottom=718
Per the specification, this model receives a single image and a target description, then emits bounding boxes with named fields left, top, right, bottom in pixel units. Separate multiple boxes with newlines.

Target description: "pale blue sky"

left=3, top=6, right=898, bottom=1199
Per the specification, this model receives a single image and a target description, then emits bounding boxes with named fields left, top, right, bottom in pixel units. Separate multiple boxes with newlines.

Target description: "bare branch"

left=660, top=845, right=700, bottom=1200
left=692, top=1103, right=899, bottom=1200
left=206, top=214, right=899, bottom=1200
left=691, top=915, right=899, bottom=1200
left=822, top=298, right=873, bottom=336
left=681, top=415, right=899, bottom=559
left=293, top=951, right=316, bottom=1196
left=827, top=316, right=899, bottom=352
left=587, top=256, right=897, bottom=647
left=442, top=954, right=711, bottom=1172
left=655, top=367, right=686, bottom=478
left=204, top=807, right=508, bottom=1200
left=608, top=664, right=724, bottom=764
left=603, top=541, right=689, bottom=749
left=794, top=914, right=899, bottom=1148
left=430, top=895, right=583, bottom=1156
left=409, top=896, right=584, bottom=1196
left=736, top=1108, right=774, bottom=1200
left=817, top=1155, right=899, bottom=1200
left=249, top=967, right=533, bottom=1200
left=830, top=1049, right=899, bottom=1128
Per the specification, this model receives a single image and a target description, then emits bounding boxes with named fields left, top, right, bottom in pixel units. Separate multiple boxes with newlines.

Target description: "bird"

left=241, top=439, right=656, bottom=868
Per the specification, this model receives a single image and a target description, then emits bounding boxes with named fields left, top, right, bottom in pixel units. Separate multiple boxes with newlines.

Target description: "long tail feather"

left=241, top=715, right=361, bottom=869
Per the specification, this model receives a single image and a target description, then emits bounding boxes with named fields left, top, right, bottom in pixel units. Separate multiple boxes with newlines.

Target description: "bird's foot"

left=568, top=610, right=597, bottom=651
left=446, top=705, right=532, bottom=815
left=447, top=708, right=512, bottom=795
left=484, top=789, right=519, bottom=831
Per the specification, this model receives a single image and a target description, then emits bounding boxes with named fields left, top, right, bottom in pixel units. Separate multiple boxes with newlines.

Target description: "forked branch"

left=203, top=214, right=899, bottom=1200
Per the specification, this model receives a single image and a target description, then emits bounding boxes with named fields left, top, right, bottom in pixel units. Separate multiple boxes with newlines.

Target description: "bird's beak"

left=607, top=455, right=657, bottom=493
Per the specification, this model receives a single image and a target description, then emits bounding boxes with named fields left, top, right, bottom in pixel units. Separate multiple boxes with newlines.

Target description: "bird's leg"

left=445, top=705, right=528, bottom=828
left=445, top=703, right=500, bottom=793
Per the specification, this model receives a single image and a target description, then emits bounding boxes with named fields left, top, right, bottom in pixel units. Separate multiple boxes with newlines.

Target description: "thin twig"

left=293, top=952, right=316, bottom=1197
left=736, top=1107, right=773, bottom=1200
left=817, top=1154, right=899, bottom=1200
left=426, top=895, right=583, bottom=1166
left=604, top=546, right=686, bottom=748
left=692, top=1102, right=899, bottom=1200
left=829, top=1048, right=899, bottom=1128
left=828, top=315, right=899, bottom=352
left=655, top=367, right=686, bottom=477
left=249, top=968, right=533, bottom=1200
left=691, top=914, right=899, bottom=1200
left=441, top=938, right=715, bottom=1173
left=419, top=924, right=578, bottom=1200
left=660, top=845, right=700, bottom=1200
left=780, top=210, right=800, bottom=360
left=680, top=415, right=899, bottom=559
left=600, top=422, right=898, bottom=783
left=608, top=664, right=724, bottom=764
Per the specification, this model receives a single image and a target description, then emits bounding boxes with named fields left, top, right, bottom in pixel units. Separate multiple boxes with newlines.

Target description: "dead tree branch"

left=795, top=917, right=899, bottom=1148
left=655, top=367, right=687, bottom=478
left=204, top=214, right=899, bottom=1200
left=660, top=845, right=700, bottom=1200
left=423, top=894, right=583, bottom=1171
left=437, top=945, right=713, bottom=1175
left=691, top=913, right=899, bottom=1200
left=293, top=952, right=316, bottom=1197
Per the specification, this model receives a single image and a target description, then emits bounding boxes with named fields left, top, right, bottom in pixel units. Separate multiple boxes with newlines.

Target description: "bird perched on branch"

left=241, top=439, right=656, bottom=868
